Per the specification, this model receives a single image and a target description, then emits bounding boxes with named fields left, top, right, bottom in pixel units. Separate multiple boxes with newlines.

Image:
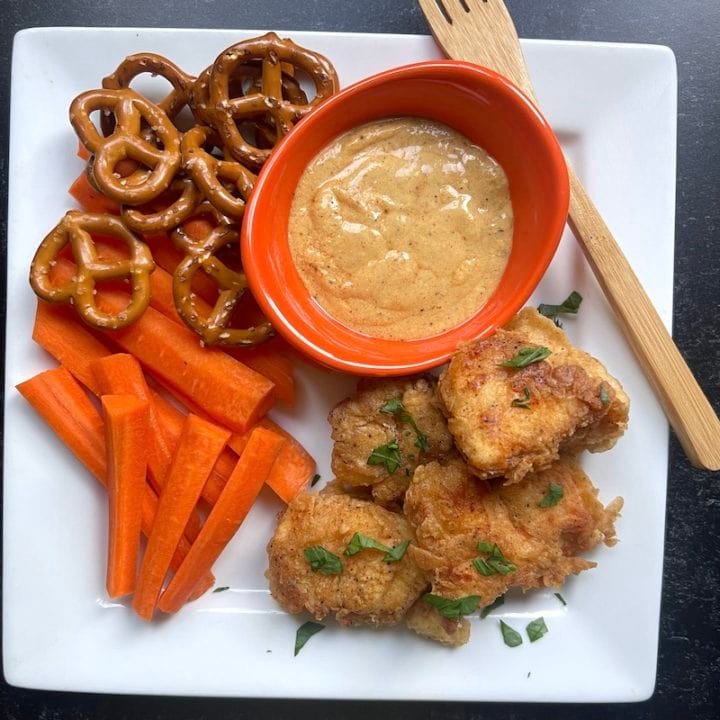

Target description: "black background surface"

left=1, top=1, right=718, bottom=718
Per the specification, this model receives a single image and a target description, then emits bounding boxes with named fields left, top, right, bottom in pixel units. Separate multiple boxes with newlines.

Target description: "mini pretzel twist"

left=181, top=126, right=256, bottom=220
left=122, top=176, right=201, bottom=233
left=101, top=52, right=195, bottom=135
left=173, top=224, right=274, bottom=346
left=29, top=210, right=155, bottom=330
left=208, top=32, right=338, bottom=167
left=70, top=88, right=181, bottom=205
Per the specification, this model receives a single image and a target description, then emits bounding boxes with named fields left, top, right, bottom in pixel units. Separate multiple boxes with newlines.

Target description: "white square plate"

left=4, top=28, right=676, bottom=701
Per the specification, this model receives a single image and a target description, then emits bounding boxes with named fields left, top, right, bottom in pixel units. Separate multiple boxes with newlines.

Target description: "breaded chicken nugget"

left=439, top=308, right=629, bottom=482
left=328, top=376, right=454, bottom=508
left=404, top=599, right=471, bottom=647
left=404, top=457, right=622, bottom=606
left=266, top=493, right=427, bottom=626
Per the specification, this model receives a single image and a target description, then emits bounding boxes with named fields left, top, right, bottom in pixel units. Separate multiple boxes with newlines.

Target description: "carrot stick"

left=17, top=367, right=214, bottom=590
left=151, top=391, right=236, bottom=507
left=132, top=414, right=230, bottom=620
left=101, top=297, right=275, bottom=434
left=91, top=355, right=172, bottom=490
left=91, top=354, right=206, bottom=541
left=101, top=394, right=149, bottom=598
left=77, top=140, right=91, bottom=161
left=69, top=171, right=120, bottom=215
left=158, top=426, right=284, bottom=613
left=33, top=301, right=112, bottom=394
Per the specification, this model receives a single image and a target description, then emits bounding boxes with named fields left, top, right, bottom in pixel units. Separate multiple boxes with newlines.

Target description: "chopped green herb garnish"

left=367, top=440, right=402, bottom=474
left=538, top=291, right=583, bottom=321
left=311, top=473, right=321, bottom=487
left=423, top=594, right=480, bottom=621
left=294, top=621, right=325, bottom=656
left=511, top=387, right=532, bottom=409
left=500, top=620, right=523, bottom=647
left=480, top=595, right=505, bottom=619
left=473, top=558, right=495, bottom=576
left=473, top=541, right=517, bottom=576
left=526, top=617, right=549, bottom=642
left=554, top=592, right=567, bottom=606
left=380, top=397, right=430, bottom=453
left=303, top=546, right=343, bottom=575
left=344, top=532, right=391, bottom=557
left=212, top=586, right=229, bottom=593
left=343, top=533, right=410, bottom=563
left=599, top=384, right=610, bottom=406
left=539, top=482, right=564, bottom=508
left=499, top=346, right=552, bottom=368
left=384, top=539, right=411, bottom=563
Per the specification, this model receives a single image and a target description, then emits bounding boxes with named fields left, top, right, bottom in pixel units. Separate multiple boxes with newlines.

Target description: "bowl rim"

left=242, top=59, right=569, bottom=375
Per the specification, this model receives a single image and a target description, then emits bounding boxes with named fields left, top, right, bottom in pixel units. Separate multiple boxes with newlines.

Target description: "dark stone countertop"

left=1, top=1, right=718, bottom=718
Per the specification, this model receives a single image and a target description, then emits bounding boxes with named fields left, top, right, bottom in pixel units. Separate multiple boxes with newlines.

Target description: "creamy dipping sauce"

left=288, top=117, right=513, bottom=340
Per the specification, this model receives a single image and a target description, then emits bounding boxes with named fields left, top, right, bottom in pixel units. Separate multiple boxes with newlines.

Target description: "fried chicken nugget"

left=404, top=599, right=471, bottom=647
left=328, top=376, right=454, bottom=508
left=404, top=456, right=622, bottom=606
left=266, top=493, right=427, bottom=627
left=439, top=308, right=629, bottom=482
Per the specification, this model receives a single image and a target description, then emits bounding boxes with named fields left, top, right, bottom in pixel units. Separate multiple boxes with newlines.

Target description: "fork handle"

left=567, top=167, right=720, bottom=470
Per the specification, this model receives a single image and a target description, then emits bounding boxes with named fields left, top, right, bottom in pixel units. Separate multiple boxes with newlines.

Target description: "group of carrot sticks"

left=16, top=165, right=316, bottom=620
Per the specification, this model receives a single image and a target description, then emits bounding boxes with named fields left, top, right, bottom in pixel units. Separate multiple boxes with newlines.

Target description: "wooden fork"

left=419, top=0, right=720, bottom=470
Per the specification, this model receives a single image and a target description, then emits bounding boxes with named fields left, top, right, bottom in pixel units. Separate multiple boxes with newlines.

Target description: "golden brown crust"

left=266, top=493, right=427, bottom=627
left=404, top=599, right=471, bottom=647
left=438, top=308, right=629, bottom=482
left=328, top=376, right=455, bottom=506
left=403, top=456, right=622, bottom=605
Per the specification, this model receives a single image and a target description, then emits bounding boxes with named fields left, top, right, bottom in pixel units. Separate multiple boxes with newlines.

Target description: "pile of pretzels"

left=28, top=32, right=339, bottom=346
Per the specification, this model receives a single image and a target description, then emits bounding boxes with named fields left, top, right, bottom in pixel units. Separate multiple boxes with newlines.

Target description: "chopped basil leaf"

left=499, top=346, right=552, bottom=368
left=538, top=291, right=583, bottom=321
left=473, top=558, right=495, bottom=576
left=539, top=482, right=564, bottom=508
left=423, top=593, right=480, bottom=621
left=480, top=595, right=505, bottom=619
left=554, top=592, right=567, bottom=606
left=367, top=440, right=402, bottom=474
left=379, top=397, right=430, bottom=453
left=294, top=621, right=325, bottom=656
left=511, top=387, right=532, bottom=409
left=500, top=620, right=523, bottom=647
left=474, top=541, right=517, bottom=576
left=384, top=539, right=411, bottom=563
left=311, top=473, right=321, bottom=487
left=212, top=586, right=229, bottom=593
left=599, top=384, right=610, bottom=406
left=526, top=616, right=549, bottom=642
left=303, top=545, right=343, bottom=575
left=379, top=397, right=404, bottom=414
left=344, top=532, right=391, bottom=557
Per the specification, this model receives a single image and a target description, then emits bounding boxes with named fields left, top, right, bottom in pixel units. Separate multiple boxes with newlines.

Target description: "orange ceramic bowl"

left=242, top=61, right=569, bottom=375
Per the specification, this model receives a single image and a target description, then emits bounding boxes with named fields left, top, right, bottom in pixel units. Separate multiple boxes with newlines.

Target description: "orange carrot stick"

left=158, top=426, right=284, bottom=613
left=33, top=301, right=112, bottom=394
left=17, top=367, right=213, bottom=589
left=77, top=140, right=91, bottom=161
left=132, top=415, right=230, bottom=620
left=69, top=171, right=120, bottom=215
left=226, top=418, right=315, bottom=504
left=101, top=298, right=275, bottom=434
left=101, top=394, right=149, bottom=598
left=91, top=354, right=207, bottom=540
left=151, top=390, right=236, bottom=507
left=91, top=356, right=171, bottom=489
